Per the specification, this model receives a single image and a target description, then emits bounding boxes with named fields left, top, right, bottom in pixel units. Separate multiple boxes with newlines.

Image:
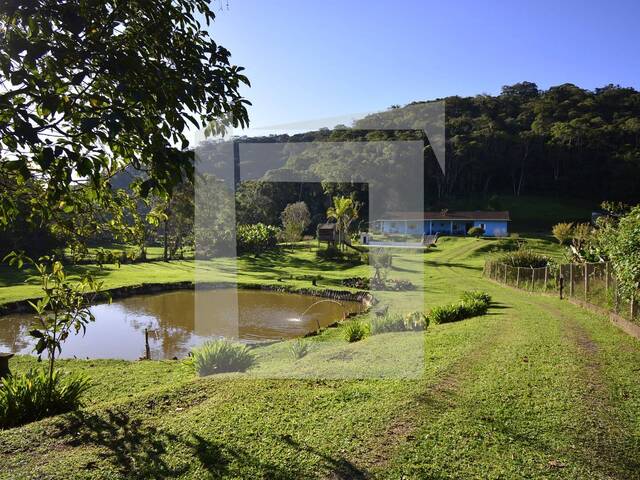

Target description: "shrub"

left=460, top=290, right=492, bottom=305
left=289, top=339, right=310, bottom=360
left=552, top=222, right=573, bottom=245
left=236, top=223, right=280, bottom=254
left=429, top=302, right=468, bottom=324
left=190, top=340, right=255, bottom=376
left=370, top=311, right=428, bottom=334
left=461, top=298, right=490, bottom=317
left=343, top=320, right=369, bottom=342
left=499, top=249, right=549, bottom=268
left=468, top=226, right=485, bottom=237
left=0, top=369, right=90, bottom=429
left=370, top=312, right=406, bottom=334
left=428, top=291, right=491, bottom=324
left=404, top=311, right=429, bottom=331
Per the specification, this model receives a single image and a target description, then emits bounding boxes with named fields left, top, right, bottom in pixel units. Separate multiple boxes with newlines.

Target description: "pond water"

left=0, top=289, right=364, bottom=360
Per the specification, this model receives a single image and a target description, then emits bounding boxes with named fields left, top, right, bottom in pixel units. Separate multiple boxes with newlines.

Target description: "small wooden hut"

left=317, top=223, right=337, bottom=245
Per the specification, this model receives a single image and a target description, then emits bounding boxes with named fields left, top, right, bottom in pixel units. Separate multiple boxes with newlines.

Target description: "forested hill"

left=217, top=82, right=640, bottom=204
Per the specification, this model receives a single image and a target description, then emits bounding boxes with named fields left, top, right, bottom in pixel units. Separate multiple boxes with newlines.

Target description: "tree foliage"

left=552, top=222, right=573, bottom=245
left=0, top=0, right=249, bottom=233
left=326, top=196, right=359, bottom=248
left=280, top=201, right=310, bottom=244
left=205, top=82, right=640, bottom=207
left=599, top=205, right=640, bottom=300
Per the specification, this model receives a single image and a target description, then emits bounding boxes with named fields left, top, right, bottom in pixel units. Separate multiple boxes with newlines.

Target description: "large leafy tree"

left=0, top=0, right=249, bottom=233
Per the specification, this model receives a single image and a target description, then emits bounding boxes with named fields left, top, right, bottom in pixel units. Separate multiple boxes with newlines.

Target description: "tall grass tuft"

left=289, top=338, right=311, bottom=360
left=190, top=340, right=256, bottom=376
left=370, top=313, right=406, bottom=334
left=0, top=369, right=90, bottom=429
left=460, top=290, right=492, bottom=305
left=343, top=320, right=369, bottom=342
left=370, top=311, right=429, bottom=334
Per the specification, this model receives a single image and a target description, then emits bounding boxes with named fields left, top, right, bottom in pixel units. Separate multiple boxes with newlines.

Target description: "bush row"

left=428, top=291, right=492, bottom=324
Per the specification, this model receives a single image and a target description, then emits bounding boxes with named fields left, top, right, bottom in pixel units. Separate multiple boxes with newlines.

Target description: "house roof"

left=382, top=211, right=511, bottom=222
left=317, top=223, right=337, bottom=230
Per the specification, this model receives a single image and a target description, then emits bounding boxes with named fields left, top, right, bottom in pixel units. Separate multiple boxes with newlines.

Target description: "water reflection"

left=0, top=289, right=363, bottom=360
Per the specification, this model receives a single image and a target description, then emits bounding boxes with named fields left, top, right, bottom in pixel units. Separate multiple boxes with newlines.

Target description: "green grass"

left=1, top=236, right=639, bottom=479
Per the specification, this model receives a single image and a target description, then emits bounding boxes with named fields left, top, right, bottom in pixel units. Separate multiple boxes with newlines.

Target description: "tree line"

left=209, top=81, right=640, bottom=206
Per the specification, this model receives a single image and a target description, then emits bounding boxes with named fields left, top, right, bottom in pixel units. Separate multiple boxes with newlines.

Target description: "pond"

left=0, top=288, right=364, bottom=360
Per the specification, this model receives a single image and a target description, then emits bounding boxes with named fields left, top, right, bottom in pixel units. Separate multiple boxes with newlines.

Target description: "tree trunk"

left=163, top=219, right=169, bottom=262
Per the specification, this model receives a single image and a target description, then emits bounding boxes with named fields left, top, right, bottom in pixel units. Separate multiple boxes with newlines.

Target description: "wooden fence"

left=483, top=260, right=638, bottom=324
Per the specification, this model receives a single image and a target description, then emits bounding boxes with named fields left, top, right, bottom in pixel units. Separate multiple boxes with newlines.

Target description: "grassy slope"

left=1, top=238, right=639, bottom=479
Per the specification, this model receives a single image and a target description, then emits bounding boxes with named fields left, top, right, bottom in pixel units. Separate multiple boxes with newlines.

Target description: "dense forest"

left=200, top=82, right=640, bottom=207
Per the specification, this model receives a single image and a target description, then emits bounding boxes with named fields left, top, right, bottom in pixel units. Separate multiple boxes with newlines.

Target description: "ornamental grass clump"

left=288, top=338, right=311, bottom=360
left=460, top=290, right=492, bottom=305
left=0, top=369, right=90, bottom=429
left=404, top=311, right=429, bottom=331
left=428, top=291, right=491, bottom=324
left=190, top=340, right=256, bottom=376
left=343, top=320, right=369, bottom=342
left=370, top=311, right=428, bottom=334
left=370, top=312, right=406, bottom=334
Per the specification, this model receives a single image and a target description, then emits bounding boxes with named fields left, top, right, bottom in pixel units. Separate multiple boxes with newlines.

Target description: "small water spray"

left=299, top=299, right=344, bottom=332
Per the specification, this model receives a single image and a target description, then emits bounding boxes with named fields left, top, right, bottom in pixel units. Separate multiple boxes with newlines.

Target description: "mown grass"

left=1, top=236, right=639, bottom=479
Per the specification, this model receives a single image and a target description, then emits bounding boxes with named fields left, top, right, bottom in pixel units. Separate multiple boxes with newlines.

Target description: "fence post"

left=504, top=264, right=507, bottom=284
left=516, top=267, right=520, bottom=288
left=614, top=285, right=620, bottom=314
left=559, top=275, right=564, bottom=299
left=544, top=266, right=549, bottom=291
left=531, top=268, right=535, bottom=291
left=569, top=264, right=574, bottom=297
left=605, top=262, right=609, bottom=293
left=584, top=263, right=589, bottom=301
left=632, top=296, right=637, bottom=321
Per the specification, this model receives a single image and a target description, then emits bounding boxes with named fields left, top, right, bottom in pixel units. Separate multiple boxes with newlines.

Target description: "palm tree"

left=326, top=196, right=359, bottom=250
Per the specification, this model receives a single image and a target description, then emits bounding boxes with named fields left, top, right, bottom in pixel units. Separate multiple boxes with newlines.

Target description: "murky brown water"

left=0, top=289, right=363, bottom=360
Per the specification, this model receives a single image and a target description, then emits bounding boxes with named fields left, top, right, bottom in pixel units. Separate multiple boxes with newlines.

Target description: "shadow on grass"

left=424, top=260, right=482, bottom=271
left=54, top=408, right=360, bottom=479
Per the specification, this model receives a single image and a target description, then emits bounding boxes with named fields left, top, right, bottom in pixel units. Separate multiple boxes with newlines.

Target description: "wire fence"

left=484, top=260, right=639, bottom=324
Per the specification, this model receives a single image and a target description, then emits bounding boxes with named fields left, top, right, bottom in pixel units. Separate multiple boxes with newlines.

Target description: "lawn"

left=1, top=236, right=639, bottom=479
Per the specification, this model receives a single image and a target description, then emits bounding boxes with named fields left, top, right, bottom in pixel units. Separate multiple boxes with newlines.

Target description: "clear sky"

left=210, top=0, right=640, bottom=133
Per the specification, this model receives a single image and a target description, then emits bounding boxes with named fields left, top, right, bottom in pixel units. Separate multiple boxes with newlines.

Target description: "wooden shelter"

left=317, top=223, right=337, bottom=245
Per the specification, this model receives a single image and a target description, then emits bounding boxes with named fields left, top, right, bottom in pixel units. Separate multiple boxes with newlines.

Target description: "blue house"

left=375, top=211, right=510, bottom=237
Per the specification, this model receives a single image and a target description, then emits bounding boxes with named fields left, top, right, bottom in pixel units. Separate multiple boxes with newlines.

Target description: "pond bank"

left=0, top=280, right=375, bottom=315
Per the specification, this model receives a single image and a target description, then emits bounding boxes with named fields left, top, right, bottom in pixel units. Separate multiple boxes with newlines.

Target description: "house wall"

left=474, top=220, right=508, bottom=237
left=380, top=219, right=509, bottom=237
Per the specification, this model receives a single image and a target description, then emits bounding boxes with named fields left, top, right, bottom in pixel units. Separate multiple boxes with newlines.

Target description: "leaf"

left=29, top=329, right=44, bottom=338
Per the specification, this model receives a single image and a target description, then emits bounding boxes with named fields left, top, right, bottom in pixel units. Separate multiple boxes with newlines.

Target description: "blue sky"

left=211, top=0, right=640, bottom=132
